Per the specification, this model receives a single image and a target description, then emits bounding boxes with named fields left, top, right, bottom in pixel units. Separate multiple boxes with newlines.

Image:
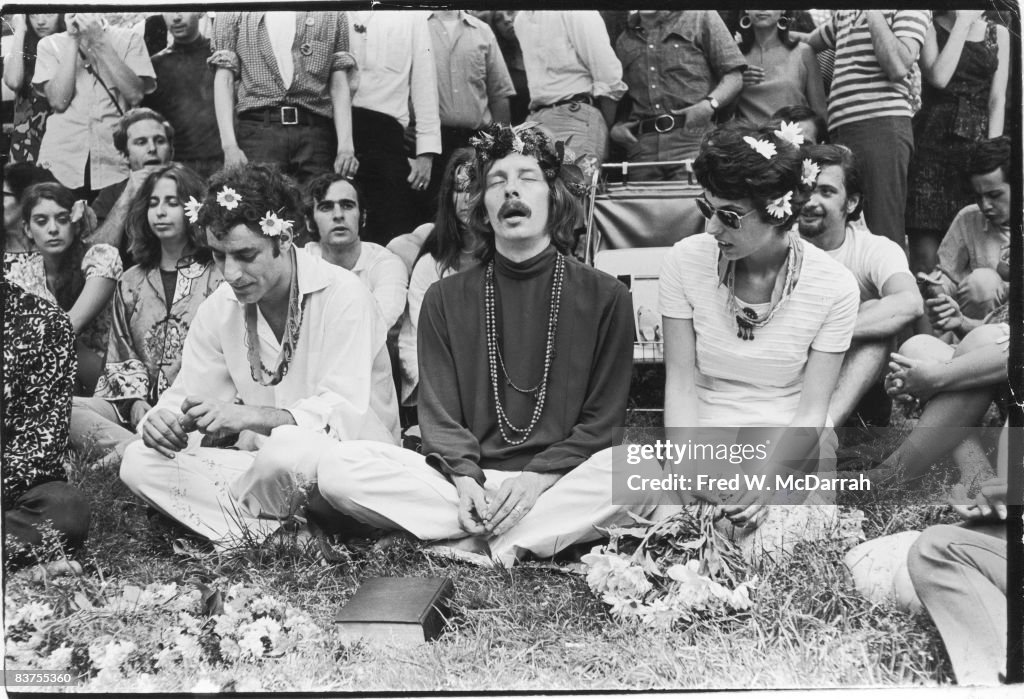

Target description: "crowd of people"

left=1, top=9, right=1015, bottom=686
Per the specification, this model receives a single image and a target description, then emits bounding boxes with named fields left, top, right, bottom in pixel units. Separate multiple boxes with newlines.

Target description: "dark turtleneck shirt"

left=417, top=245, right=634, bottom=485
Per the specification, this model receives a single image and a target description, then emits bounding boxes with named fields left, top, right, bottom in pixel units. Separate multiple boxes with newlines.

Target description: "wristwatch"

left=703, top=95, right=720, bottom=117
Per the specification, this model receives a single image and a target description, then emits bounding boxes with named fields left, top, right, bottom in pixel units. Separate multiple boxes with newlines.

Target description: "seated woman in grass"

left=69, top=164, right=222, bottom=467
left=397, top=147, right=482, bottom=405
left=658, top=120, right=859, bottom=557
left=6, top=182, right=121, bottom=394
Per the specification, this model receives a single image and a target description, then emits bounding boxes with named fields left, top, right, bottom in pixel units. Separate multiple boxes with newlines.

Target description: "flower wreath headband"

left=742, top=121, right=819, bottom=221
left=469, top=122, right=589, bottom=197
left=184, top=187, right=294, bottom=238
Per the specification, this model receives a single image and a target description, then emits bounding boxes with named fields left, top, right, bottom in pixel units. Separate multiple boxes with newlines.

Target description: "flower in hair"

left=216, top=187, right=242, bottom=210
left=259, top=211, right=293, bottom=238
left=801, top=159, right=821, bottom=187
left=765, top=191, right=794, bottom=220
left=471, top=121, right=568, bottom=181
left=773, top=121, right=805, bottom=147
left=743, top=136, right=777, bottom=160
left=184, top=196, right=202, bottom=224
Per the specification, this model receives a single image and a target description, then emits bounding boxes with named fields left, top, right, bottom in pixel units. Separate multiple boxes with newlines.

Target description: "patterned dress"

left=94, top=261, right=223, bottom=408
left=8, top=90, right=51, bottom=164
left=4, top=244, right=123, bottom=361
left=906, top=22, right=999, bottom=233
left=2, top=280, right=76, bottom=509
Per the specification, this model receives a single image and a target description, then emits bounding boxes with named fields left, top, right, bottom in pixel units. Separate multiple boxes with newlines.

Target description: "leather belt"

left=635, top=113, right=686, bottom=136
left=239, top=106, right=330, bottom=128
left=537, top=92, right=594, bottom=111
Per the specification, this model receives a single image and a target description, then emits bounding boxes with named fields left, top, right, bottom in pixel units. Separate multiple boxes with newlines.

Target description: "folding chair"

left=585, top=161, right=707, bottom=366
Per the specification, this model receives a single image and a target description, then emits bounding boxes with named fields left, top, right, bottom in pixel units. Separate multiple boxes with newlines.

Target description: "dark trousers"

left=830, top=115, right=914, bottom=251
left=4, top=481, right=91, bottom=568
left=236, top=117, right=336, bottom=188
left=353, top=107, right=428, bottom=245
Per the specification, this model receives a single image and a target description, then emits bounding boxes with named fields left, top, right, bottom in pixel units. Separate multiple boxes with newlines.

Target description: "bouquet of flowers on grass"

left=582, top=505, right=756, bottom=629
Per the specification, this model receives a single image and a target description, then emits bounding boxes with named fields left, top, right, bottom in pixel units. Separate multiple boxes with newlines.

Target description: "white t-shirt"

left=659, top=233, right=859, bottom=426
left=304, top=241, right=409, bottom=329
left=816, top=221, right=912, bottom=302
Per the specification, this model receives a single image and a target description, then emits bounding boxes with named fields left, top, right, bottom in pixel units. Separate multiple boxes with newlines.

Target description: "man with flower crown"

left=119, top=163, right=400, bottom=547
left=247, top=123, right=660, bottom=567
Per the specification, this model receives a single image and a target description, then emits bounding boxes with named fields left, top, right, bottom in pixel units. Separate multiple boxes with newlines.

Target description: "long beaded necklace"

left=724, top=240, right=799, bottom=341
left=244, top=248, right=305, bottom=386
left=485, top=252, right=565, bottom=445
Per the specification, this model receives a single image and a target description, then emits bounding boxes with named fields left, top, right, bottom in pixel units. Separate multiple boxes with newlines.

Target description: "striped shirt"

left=659, top=233, right=858, bottom=427
left=815, top=10, right=930, bottom=129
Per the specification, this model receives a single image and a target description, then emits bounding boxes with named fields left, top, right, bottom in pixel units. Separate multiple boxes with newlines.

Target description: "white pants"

left=120, top=435, right=281, bottom=547
left=233, top=427, right=661, bottom=566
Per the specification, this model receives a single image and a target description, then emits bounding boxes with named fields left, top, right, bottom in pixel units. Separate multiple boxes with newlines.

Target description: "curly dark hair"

left=20, top=182, right=86, bottom=310
left=693, top=120, right=808, bottom=229
left=4, top=162, right=57, bottom=201
left=419, top=147, right=477, bottom=273
left=801, top=143, right=864, bottom=221
left=967, top=136, right=1010, bottom=180
left=196, top=163, right=306, bottom=255
left=303, top=173, right=366, bottom=242
left=127, top=163, right=211, bottom=269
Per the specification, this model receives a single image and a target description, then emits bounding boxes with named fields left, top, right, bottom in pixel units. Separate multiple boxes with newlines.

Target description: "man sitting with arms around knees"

left=249, top=122, right=658, bottom=566
left=119, top=163, right=399, bottom=547
left=798, top=143, right=922, bottom=426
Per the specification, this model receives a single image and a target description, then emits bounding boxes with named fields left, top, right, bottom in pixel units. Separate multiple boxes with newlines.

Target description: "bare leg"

left=829, top=339, right=891, bottom=426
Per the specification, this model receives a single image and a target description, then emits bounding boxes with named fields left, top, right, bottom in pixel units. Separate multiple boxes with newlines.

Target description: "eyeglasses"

left=695, top=197, right=757, bottom=230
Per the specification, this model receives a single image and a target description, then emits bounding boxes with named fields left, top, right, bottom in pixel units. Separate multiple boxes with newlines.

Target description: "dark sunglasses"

left=696, top=197, right=756, bottom=230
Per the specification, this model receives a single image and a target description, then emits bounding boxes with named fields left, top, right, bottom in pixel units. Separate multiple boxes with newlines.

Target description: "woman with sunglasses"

left=69, top=164, right=222, bottom=467
left=658, top=120, right=859, bottom=558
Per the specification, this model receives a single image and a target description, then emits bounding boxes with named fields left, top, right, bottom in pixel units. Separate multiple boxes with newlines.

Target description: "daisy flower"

left=765, top=190, right=794, bottom=219
left=259, top=211, right=294, bottom=238
left=743, top=136, right=777, bottom=160
left=773, top=120, right=805, bottom=146
left=801, top=159, right=821, bottom=187
left=216, top=187, right=242, bottom=210
left=184, top=197, right=203, bottom=223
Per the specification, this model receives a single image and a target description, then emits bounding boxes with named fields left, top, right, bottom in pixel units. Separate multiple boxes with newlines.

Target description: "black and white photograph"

left=1, top=2, right=1021, bottom=693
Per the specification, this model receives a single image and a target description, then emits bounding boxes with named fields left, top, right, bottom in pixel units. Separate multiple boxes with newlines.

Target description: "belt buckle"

left=654, top=114, right=675, bottom=133
left=280, top=106, right=299, bottom=126
left=568, top=102, right=580, bottom=112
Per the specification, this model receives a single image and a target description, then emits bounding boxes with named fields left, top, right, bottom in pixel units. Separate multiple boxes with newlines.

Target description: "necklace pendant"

left=736, top=315, right=754, bottom=341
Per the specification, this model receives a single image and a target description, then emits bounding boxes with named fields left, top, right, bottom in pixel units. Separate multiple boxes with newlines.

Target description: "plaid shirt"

left=210, top=11, right=356, bottom=119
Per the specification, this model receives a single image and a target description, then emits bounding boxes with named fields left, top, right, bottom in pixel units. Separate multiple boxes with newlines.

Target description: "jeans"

left=4, top=481, right=91, bottom=568
left=236, top=118, right=336, bottom=188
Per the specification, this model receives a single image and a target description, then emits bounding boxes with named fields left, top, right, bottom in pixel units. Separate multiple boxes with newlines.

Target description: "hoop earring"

left=777, top=16, right=790, bottom=30
left=739, top=15, right=752, bottom=29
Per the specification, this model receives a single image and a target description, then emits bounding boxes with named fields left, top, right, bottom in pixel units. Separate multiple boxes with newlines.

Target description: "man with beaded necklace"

left=253, top=123, right=655, bottom=566
left=118, top=163, right=399, bottom=547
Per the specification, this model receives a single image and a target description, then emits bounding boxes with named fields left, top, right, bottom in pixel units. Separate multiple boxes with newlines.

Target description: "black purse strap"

left=79, top=50, right=125, bottom=116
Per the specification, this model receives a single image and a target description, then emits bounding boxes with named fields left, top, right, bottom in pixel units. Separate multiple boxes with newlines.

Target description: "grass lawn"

left=4, top=368, right=971, bottom=692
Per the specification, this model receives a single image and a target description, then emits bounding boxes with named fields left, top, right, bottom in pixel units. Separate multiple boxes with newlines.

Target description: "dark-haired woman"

left=905, top=9, right=1009, bottom=274
left=3, top=13, right=64, bottom=163
left=6, top=182, right=121, bottom=394
left=69, top=164, right=222, bottom=466
left=659, top=121, right=859, bottom=557
left=397, top=147, right=482, bottom=404
left=733, top=10, right=826, bottom=124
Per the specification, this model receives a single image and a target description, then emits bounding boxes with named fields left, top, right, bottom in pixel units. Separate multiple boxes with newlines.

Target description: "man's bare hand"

left=407, top=154, right=433, bottom=192
left=223, top=144, right=248, bottom=169
left=125, top=166, right=159, bottom=199
left=485, top=472, right=554, bottom=535
left=180, top=396, right=253, bottom=437
left=609, top=121, right=639, bottom=146
left=452, top=476, right=490, bottom=535
left=334, top=149, right=358, bottom=178
left=925, top=294, right=963, bottom=331
left=950, top=479, right=1007, bottom=521
left=141, top=408, right=189, bottom=458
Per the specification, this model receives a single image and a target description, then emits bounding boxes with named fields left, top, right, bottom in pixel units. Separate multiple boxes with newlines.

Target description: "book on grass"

left=334, top=577, right=454, bottom=645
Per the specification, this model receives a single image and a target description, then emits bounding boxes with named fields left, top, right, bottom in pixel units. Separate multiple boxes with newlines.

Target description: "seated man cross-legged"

left=249, top=122, right=659, bottom=566
left=798, top=143, right=922, bottom=426
left=119, top=163, right=399, bottom=547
